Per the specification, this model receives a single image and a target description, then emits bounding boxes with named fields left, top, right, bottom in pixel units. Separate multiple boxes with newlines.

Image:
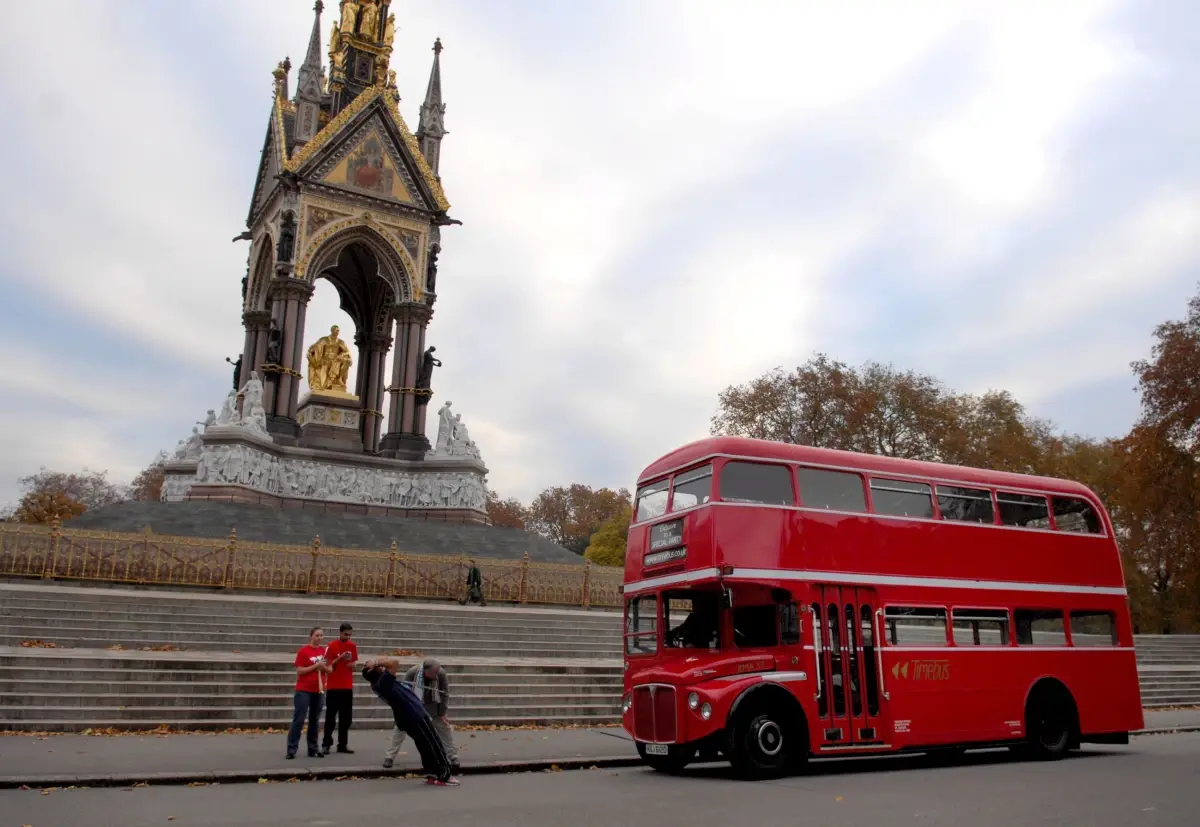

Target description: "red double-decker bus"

left=620, top=436, right=1143, bottom=779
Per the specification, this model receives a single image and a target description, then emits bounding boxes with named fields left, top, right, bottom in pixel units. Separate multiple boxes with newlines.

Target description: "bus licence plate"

left=643, top=743, right=669, bottom=756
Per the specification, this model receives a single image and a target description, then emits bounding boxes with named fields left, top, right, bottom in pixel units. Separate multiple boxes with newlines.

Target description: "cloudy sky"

left=1, top=0, right=1198, bottom=509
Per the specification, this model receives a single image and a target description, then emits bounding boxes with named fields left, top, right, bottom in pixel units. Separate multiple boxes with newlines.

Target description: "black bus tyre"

left=727, top=707, right=795, bottom=780
left=636, top=742, right=696, bottom=774
left=1019, top=683, right=1078, bottom=761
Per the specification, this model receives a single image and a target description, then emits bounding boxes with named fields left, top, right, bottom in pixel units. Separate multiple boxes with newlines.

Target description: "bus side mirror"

left=722, top=587, right=734, bottom=608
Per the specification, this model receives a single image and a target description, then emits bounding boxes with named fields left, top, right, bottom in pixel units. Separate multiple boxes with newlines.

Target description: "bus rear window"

left=719, top=461, right=794, bottom=505
left=1053, top=497, right=1103, bottom=534
left=997, top=492, right=1051, bottom=529
left=937, top=485, right=995, bottom=524
left=1070, top=611, right=1117, bottom=646
left=870, top=478, right=934, bottom=518
left=670, top=464, right=713, bottom=511
left=798, top=467, right=867, bottom=512
left=635, top=481, right=668, bottom=522
left=1015, top=609, right=1065, bottom=646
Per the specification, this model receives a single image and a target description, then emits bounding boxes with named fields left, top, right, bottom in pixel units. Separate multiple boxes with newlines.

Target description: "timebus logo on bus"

left=892, top=660, right=951, bottom=681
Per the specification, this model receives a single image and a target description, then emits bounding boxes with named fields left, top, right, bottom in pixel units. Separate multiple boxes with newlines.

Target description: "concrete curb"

left=5, top=728, right=1199, bottom=789
left=0, top=755, right=645, bottom=790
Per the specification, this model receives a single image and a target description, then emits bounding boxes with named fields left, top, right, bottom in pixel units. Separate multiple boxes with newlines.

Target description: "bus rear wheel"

left=636, top=742, right=696, bottom=774
left=727, top=707, right=796, bottom=780
left=1019, top=683, right=1078, bottom=761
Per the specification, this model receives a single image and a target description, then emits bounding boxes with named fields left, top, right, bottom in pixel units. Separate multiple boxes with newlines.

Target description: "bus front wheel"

left=636, top=742, right=696, bottom=774
left=727, top=707, right=796, bottom=780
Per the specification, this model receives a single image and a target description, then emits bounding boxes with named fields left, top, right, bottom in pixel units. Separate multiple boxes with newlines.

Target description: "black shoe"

left=337, top=747, right=355, bottom=754
left=286, top=753, right=296, bottom=760
left=383, top=758, right=394, bottom=769
left=309, top=750, right=324, bottom=758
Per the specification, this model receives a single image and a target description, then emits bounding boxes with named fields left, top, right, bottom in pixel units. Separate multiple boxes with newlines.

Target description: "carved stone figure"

left=277, top=213, right=296, bottom=263
left=426, top=245, right=439, bottom=293
left=184, top=427, right=204, bottom=460
left=265, top=318, right=283, bottom=365
left=217, top=389, right=241, bottom=425
left=383, top=13, right=395, bottom=47
left=416, top=346, right=441, bottom=390
left=199, top=410, right=217, bottom=431
left=434, top=401, right=455, bottom=452
left=239, top=372, right=270, bottom=437
left=306, top=325, right=354, bottom=394
left=359, top=0, right=379, bottom=39
left=339, top=0, right=359, bottom=34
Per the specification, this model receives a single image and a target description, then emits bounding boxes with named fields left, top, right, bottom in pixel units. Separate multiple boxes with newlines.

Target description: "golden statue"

left=383, top=13, right=395, bottom=48
left=339, top=0, right=359, bottom=35
left=328, top=23, right=342, bottom=59
left=359, top=0, right=379, bottom=39
left=306, top=325, right=354, bottom=395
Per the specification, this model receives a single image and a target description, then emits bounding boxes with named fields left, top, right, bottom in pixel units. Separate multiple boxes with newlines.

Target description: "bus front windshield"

left=664, top=589, right=720, bottom=650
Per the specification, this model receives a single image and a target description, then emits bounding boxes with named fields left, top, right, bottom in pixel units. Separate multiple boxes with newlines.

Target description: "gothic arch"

left=246, top=231, right=275, bottom=312
left=296, top=218, right=417, bottom=305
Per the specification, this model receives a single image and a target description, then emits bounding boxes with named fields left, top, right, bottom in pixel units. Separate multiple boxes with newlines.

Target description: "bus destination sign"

left=649, top=519, right=684, bottom=551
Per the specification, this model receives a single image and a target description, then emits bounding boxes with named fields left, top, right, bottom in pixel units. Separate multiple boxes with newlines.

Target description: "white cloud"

left=1, top=0, right=1188, bottom=510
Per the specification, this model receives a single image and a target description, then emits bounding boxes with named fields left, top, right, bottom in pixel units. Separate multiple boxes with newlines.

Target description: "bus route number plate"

left=644, top=743, right=669, bottom=756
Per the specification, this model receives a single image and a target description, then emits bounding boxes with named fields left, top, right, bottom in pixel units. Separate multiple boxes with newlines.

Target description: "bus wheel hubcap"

left=756, top=721, right=783, bottom=756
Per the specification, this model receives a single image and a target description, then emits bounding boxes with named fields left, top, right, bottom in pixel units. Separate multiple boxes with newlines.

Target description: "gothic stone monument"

left=163, top=0, right=487, bottom=522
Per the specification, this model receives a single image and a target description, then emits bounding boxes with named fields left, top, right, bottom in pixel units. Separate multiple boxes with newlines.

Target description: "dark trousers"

left=393, top=705, right=453, bottom=780
left=322, top=689, right=353, bottom=749
left=287, top=691, right=324, bottom=756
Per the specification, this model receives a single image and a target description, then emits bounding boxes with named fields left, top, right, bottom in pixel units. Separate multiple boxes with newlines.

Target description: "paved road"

left=6, top=732, right=1199, bottom=827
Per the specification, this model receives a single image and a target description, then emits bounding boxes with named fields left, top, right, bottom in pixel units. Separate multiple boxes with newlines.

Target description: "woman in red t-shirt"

left=287, top=626, right=333, bottom=759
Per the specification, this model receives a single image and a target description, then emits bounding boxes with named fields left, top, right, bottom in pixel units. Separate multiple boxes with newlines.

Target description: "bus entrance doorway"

left=811, top=585, right=888, bottom=748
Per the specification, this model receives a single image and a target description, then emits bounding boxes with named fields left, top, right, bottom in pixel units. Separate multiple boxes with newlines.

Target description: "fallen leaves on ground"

left=389, top=649, right=423, bottom=657
left=18, top=640, right=58, bottom=648
left=546, top=764, right=563, bottom=773
left=106, top=644, right=126, bottom=651
left=137, top=644, right=184, bottom=652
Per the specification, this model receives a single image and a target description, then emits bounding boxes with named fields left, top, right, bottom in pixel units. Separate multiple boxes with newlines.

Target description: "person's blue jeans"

left=287, top=691, right=324, bottom=756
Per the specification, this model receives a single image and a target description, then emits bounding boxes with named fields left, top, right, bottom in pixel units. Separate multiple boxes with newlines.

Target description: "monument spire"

left=293, top=1, right=326, bottom=143
left=416, top=38, right=447, bottom=177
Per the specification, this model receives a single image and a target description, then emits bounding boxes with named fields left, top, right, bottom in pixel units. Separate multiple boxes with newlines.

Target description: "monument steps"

left=65, top=501, right=581, bottom=563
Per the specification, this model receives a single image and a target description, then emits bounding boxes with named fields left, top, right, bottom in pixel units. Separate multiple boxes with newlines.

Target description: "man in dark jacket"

left=383, top=657, right=458, bottom=770
left=459, top=559, right=485, bottom=605
left=361, top=661, right=458, bottom=786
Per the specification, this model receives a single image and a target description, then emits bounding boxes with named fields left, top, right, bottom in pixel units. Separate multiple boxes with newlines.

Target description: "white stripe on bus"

left=622, top=567, right=1127, bottom=596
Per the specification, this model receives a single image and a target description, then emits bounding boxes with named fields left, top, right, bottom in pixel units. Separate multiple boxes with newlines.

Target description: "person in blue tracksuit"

left=361, top=660, right=459, bottom=786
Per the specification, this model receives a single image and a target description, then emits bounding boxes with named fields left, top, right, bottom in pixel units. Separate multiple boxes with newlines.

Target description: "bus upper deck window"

left=635, top=481, right=669, bottom=522
left=719, top=461, right=794, bottom=505
left=671, top=464, right=713, bottom=511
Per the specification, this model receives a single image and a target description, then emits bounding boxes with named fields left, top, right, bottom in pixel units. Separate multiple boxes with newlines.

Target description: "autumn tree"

left=14, top=490, right=87, bottom=524
left=486, top=489, right=528, bottom=529
left=527, top=484, right=632, bottom=554
left=16, top=468, right=125, bottom=512
left=128, top=452, right=169, bottom=502
left=584, top=504, right=632, bottom=567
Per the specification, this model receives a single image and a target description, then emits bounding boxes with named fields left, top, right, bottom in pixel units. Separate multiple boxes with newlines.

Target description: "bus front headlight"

left=688, top=692, right=700, bottom=710
left=700, top=703, right=712, bottom=720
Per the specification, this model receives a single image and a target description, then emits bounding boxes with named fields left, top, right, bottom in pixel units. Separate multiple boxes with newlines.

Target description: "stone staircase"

left=1, top=582, right=1198, bottom=732
left=0, top=582, right=623, bottom=731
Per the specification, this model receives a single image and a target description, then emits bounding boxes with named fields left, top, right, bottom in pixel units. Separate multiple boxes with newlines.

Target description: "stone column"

left=360, top=333, right=392, bottom=453
left=379, top=302, right=433, bottom=459
left=288, top=295, right=312, bottom=421
left=240, top=310, right=271, bottom=387
left=264, top=278, right=313, bottom=439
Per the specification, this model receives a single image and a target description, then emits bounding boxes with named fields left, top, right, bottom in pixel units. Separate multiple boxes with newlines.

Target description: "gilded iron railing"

left=0, top=521, right=623, bottom=608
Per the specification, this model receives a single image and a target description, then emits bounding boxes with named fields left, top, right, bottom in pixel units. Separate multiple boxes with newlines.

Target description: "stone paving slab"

left=0, top=726, right=637, bottom=787
left=0, top=710, right=1196, bottom=788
